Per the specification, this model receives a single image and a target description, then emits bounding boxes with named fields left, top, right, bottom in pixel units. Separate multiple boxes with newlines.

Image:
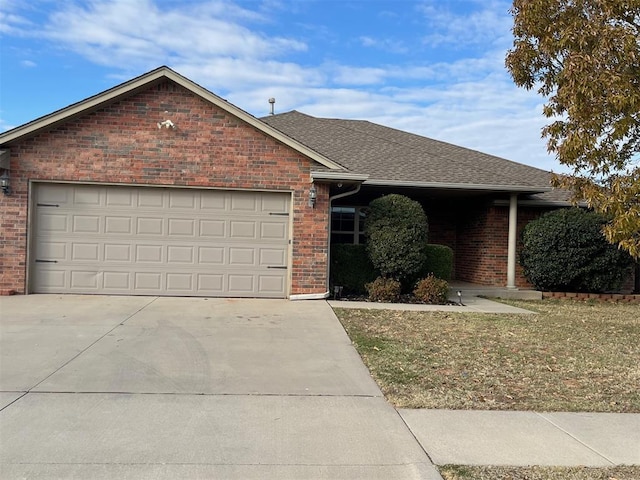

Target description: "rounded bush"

left=413, top=274, right=449, bottom=304
left=366, top=276, right=401, bottom=303
left=521, top=208, right=634, bottom=292
left=364, top=194, right=429, bottom=282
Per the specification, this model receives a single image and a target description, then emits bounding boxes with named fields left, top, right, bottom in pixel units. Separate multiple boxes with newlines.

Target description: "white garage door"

left=31, top=184, right=291, bottom=297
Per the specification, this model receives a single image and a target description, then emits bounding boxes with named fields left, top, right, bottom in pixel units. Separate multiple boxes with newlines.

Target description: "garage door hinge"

left=269, top=212, right=289, bottom=216
left=267, top=266, right=287, bottom=269
left=35, top=259, right=58, bottom=263
left=37, top=203, right=60, bottom=207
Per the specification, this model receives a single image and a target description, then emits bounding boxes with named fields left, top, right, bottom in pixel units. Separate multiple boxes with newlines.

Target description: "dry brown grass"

left=334, top=299, right=640, bottom=412
left=439, top=465, right=640, bottom=480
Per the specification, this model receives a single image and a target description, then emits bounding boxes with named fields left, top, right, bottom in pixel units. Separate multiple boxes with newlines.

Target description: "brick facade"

left=0, top=81, right=329, bottom=296
left=426, top=202, right=549, bottom=288
left=451, top=205, right=547, bottom=288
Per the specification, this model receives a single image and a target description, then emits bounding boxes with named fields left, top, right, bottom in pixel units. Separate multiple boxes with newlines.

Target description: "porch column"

left=507, top=193, right=518, bottom=289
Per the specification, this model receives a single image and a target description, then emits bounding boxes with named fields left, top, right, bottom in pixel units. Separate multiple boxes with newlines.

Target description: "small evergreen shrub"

left=366, top=276, right=402, bottom=303
left=521, top=208, right=634, bottom=292
left=413, top=274, right=449, bottom=304
left=330, top=244, right=379, bottom=295
left=364, top=194, right=429, bottom=282
left=423, top=244, right=454, bottom=281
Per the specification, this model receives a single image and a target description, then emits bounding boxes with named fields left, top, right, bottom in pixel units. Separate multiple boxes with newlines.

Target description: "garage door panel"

left=167, top=246, right=195, bottom=264
left=228, top=274, right=254, bottom=293
left=34, top=268, right=66, bottom=289
left=259, top=275, right=286, bottom=293
left=136, top=245, right=163, bottom=263
left=71, top=243, right=100, bottom=261
left=37, top=184, right=70, bottom=204
left=166, top=273, right=193, bottom=291
left=36, top=242, right=67, bottom=261
left=104, top=244, right=132, bottom=262
left=72, top=215, right=101, bottom=233
left=260, top=249, right=286, bottom=266
left=138, top=190, right=164, bottom=208
left=230, top=221, right=257, bottom=239
left=168, top=190, right=197, bottom=209
left=200, top=220, right=226, bottom=237
left=137, top=217, right=164, bottom=235
left=38, top=213, right=68, bottom=233
left=261, top=222, right=287, bottom=240
left=32, top=184, right=290, bottom=297
left=198, top=247, right=225, bottom=264
left=168, top=218, right=196, bottom=236
left=106, top=188, right=134, bottom=207
left=103, top=272, right=130, bottom=290
left=74, top=188, right=101, bottom=206
left=135, top=272, right=162, bottom=290
left=105, top=216, right=133, bottom=234
left=262, top=195, right=289, bottom=212
left=70, top=271, right=99, bottom=289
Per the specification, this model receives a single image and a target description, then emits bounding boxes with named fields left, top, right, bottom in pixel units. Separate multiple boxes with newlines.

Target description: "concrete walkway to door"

left=0, top=295, right=440, bottom=479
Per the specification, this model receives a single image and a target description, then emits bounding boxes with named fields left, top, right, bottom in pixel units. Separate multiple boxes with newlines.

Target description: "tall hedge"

left=364, top=194, right=429, bottom=281
left=330, top=244, right=379, bottom=295
left=521, top=208, right=634, bottom=292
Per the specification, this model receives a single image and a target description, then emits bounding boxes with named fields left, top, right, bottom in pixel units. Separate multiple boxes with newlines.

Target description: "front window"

left=331, top=206, right=366, bottom=244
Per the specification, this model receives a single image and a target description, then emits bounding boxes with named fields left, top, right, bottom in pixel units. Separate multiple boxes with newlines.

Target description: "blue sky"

left=0, top=0, right=562, bottom=172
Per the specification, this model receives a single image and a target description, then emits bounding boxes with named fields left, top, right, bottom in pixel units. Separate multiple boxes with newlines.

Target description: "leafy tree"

left=506, top=0, right=640, bottom=258
left=364, top=194, right=429, bottom=282
left=520, top=208, right=634, bottom=292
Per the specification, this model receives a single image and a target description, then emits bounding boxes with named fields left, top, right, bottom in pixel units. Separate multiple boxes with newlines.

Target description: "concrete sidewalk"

left=400, top=409, right=640, bottom=467
left=329, top=294, right=536, bottom=314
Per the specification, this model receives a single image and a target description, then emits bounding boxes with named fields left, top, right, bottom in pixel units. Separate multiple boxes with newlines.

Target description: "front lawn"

left=438, top=465, right=640, bottom=480
left=334, top=300, right=640, bottom=412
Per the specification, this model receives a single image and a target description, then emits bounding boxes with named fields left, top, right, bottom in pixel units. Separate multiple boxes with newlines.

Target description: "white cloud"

left=1, top=0, right=562, bottom=172
left=43, top=0, right=307, bottom=71
left=418, top=0, right=512, bottom=49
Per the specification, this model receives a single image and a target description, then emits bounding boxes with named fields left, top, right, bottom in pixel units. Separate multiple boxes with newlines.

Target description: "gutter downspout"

left=326, top=183, right=362, bottom=296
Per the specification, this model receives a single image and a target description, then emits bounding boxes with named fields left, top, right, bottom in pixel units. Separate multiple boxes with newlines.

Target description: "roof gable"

left=0, top=67, right=344, bottom=172
left=262, top=111, right=553, bottom=193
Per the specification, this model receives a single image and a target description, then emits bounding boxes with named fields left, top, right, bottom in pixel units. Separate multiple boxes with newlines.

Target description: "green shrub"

left=413, top=274, right=449, bottom=304
left=366, top=276, right=402, bottom=303
left=521, top=208, right=634, bottom=292
left=424, top=244, right=454, bottom=281
left=364, top=194, right=429, bottom=282
left=330, top=244, right=379, bottom=295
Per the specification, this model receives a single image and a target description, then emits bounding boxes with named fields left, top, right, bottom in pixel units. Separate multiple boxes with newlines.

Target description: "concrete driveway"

left=0, top=295, right=440, bottom=479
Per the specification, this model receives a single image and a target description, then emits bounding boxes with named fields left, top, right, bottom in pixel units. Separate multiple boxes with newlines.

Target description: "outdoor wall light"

left=157, top=119, right=175, bottom=129
left=0, top=169, right=10, bottom=196
left=309, top=184, right=317, bottom=208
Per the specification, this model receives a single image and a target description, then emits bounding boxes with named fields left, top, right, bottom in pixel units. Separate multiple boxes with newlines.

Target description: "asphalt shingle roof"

left=261, top=111, right=555, bottom=192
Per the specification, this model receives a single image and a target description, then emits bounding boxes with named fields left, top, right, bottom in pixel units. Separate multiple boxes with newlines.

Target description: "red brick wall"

left=0, top=81, right=329, bottom=296
left=454, top=205, right=548, bottom=288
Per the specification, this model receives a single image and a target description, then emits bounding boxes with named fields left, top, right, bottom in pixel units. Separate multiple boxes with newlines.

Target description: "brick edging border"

left=542, top=291, right=640, bottom=303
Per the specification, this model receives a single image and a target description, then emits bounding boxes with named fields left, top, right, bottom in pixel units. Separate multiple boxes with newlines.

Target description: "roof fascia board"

left=0, top=67, right=344, bottom=172
left=311, top=170, right=368, bottom=182
left=493, top=198, right=586, bottom=208
left=364, top=178, right=552, bottom=193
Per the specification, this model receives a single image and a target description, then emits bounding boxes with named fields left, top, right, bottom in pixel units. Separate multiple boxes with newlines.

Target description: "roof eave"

left=311, top=170, right=369, bottom=183
left=0, top=67, right=344, bottom=172
left=364, top=178, right=552, bottom=194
